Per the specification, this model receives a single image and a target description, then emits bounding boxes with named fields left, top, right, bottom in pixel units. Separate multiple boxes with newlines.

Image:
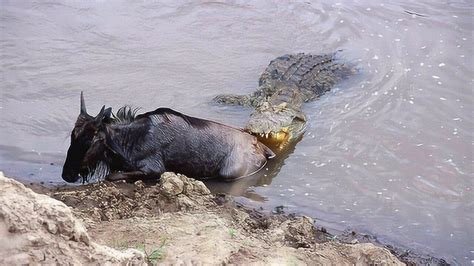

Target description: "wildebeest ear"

left=103, top=107, right=112, bottom=119
left=95, top=106, right=112, bottom=123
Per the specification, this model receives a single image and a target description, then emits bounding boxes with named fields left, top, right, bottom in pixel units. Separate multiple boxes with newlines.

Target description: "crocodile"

left=214, top=53, right=353, bottom=150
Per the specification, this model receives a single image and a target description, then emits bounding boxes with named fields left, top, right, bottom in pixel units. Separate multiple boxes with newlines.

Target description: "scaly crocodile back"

left=258, top=53, right=352, bottom=101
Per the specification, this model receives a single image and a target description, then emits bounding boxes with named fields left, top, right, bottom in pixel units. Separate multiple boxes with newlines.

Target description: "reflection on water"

left=205, top=135, right=301, bottom=201
left=0, top=0, right=472, bottom=263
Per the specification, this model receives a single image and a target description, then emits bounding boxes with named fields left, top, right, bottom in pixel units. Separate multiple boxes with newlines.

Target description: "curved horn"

left=80, top=91, right=87, bottom=115
left=97, top=105, right=105, bottom=117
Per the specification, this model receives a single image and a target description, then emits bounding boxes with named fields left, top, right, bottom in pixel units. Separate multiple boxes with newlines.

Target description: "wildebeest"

left=61, top=93, right=275, bottom=183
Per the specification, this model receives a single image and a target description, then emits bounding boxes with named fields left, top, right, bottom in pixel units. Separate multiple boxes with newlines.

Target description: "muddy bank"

left=3, top=171, right=445, bottom=265
left=0, top=172, right=144, bottom=265
left=50, top=172, right=403, bottom=265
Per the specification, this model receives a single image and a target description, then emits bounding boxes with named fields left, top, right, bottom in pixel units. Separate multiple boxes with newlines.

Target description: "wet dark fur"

left=62, top=104, right=274, bottom=183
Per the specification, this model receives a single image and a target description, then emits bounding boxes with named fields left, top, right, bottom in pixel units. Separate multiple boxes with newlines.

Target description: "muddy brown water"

left=0, top=0, right=472, bottom=264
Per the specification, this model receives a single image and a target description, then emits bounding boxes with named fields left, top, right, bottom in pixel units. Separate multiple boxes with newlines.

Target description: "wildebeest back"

left=133, top=108, right=273, bottom=179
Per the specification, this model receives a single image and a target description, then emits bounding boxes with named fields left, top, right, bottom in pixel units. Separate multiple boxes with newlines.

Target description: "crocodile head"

left=245, top=101, right=307, bottom=150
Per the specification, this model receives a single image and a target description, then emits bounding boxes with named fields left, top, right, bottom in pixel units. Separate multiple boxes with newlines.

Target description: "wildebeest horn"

left=97, top=105, right=105, bottom=117
left=80, top=91, right=87, bottom=115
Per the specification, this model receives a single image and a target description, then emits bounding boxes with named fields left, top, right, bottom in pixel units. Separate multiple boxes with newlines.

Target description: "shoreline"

left=3, top=172, right=448, bottom=265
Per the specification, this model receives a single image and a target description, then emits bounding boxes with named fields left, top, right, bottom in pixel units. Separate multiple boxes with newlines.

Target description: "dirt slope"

left=0, top=172, right=144, bottom=265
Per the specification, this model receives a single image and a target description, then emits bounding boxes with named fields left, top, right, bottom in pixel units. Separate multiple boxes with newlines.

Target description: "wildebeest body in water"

left=62, top=93, right=275, bottom=183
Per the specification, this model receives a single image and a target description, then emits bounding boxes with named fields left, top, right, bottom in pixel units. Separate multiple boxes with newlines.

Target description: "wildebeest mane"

left=111, top=106, right=140, bottom=124
left=109, top=107, right=208, bottom=128
left=136, top=108, right=210, bottom=128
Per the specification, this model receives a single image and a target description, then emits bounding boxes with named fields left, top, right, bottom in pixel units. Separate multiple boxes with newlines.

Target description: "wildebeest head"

left=62, top=92, right=112, bottom=183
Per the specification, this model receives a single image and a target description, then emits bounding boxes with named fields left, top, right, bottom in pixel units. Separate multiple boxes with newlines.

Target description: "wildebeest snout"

left=61, top=169, right=80, bottom=183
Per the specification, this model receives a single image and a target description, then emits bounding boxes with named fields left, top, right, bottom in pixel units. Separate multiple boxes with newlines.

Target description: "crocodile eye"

left=271, top=69, right=280, bottom=79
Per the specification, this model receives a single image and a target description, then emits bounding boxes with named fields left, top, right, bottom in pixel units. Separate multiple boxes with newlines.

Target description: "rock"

left=264, top=215, right=316, bottom=248
left=0, top=172, right=145, bottom=265
left=284, top=216, right=316, bottom=248
left=160, top=172, right=212, bottom=196
left=157, top=172, right=215, bottom=211
left=160, top=172, right=185, bottom=196
left=313, top=242, right=404, bottom=265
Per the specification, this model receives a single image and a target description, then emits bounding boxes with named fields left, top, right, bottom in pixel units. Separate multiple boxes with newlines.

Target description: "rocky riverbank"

left=0, top=171, right=444, bottom=265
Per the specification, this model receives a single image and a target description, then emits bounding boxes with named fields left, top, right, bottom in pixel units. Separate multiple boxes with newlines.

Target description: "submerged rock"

left=0, top=172, right=144, bottom=265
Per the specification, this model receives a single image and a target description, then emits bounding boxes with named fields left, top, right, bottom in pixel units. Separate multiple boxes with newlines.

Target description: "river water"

left=0, top=0, right=472, bottom=263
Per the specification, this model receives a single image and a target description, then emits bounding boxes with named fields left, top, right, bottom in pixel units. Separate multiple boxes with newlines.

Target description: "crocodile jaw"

left=256, top=128, right=289, bottom=141
left=250, top=125, right=305, bottom=149
left=253, top=130, right=291, bottom=149
left=243, top=98, right=307, bottom=149
left=245, top=109, right=307, bottom=149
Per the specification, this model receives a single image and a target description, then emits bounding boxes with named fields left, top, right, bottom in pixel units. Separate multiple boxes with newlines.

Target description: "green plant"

left=129, top=239, right=167, bottom=264
left=146, top=247, right=164, bottom=264
left=228, top=228, right=237, bottom=238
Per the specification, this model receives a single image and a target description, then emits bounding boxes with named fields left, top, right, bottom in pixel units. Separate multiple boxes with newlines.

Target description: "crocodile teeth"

left=276, top=132, right=286, bottom=141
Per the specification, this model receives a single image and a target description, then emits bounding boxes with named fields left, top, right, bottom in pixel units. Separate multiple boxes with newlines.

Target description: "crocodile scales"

left=214, top=53, right=353, bottom=150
